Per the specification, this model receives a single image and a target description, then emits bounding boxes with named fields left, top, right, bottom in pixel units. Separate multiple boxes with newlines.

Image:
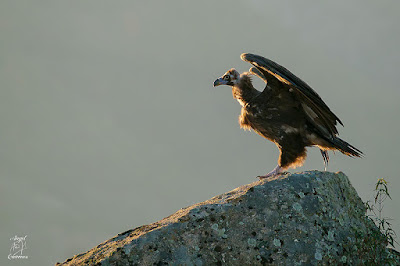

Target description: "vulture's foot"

left=320, top=149, right=329, bottom=171
left=257, top=165, right=284, bottom=179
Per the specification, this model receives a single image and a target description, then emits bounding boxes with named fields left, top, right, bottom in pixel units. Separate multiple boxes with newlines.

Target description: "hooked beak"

left=213, top=77, right=228, bottom=87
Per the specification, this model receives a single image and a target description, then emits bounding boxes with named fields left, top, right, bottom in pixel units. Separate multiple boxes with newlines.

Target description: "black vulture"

left=213, top=53, right=362, bottom=178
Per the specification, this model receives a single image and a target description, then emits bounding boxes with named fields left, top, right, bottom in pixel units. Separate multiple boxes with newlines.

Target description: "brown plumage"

left=213, top=53, right=362, bottom=178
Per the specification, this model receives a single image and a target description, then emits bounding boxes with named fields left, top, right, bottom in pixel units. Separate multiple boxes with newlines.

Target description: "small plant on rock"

left=365, top=178, right=397, bottom=249
left=364, top=178, right=399, bottom=264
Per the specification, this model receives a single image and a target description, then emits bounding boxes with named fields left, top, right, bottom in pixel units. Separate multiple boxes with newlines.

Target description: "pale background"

left=1, top=1, right=399, bottom=265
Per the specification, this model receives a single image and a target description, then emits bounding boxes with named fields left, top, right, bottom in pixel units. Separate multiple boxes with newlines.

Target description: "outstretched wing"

left=241, top=53, right=342, bottom=136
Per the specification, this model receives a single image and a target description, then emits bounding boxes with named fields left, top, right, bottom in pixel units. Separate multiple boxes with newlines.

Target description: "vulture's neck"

left=232, top=74, right=260, bottom=107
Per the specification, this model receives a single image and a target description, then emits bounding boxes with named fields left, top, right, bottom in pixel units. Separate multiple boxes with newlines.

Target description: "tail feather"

left=329, top=137, right=363, bottom=157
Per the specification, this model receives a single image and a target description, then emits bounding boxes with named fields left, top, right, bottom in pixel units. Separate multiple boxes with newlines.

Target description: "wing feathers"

left=249, top=67, right=267, bottom=83
left=241, top=53, right=343, bottom=136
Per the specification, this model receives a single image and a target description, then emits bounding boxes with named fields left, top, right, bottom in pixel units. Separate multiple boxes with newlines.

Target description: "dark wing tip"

left=240, top=53, right=248, bottom=61
left=240, top=53, right=257, bottom=63
left=249, top=67, right=267, bottom=82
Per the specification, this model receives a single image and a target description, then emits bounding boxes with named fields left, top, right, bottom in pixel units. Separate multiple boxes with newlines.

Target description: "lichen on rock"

left=56, top=171, right=399, bottom=265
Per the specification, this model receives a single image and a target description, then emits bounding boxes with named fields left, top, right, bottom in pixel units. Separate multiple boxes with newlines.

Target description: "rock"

left=57, top=171, right=399, bottom=265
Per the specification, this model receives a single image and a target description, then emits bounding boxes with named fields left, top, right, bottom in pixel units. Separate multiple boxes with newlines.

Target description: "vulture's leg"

left=258, top=165, right=283, bottom=179
left=258, top=140, right=307, bottom=179
left=320, top=149, right=329, bottom=171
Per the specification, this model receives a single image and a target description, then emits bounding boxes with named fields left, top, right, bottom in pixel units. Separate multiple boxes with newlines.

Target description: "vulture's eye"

left=223, top=75, right=230, bottom=81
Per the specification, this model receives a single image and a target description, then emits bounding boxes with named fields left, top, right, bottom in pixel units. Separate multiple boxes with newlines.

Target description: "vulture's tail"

left=329, top=137, right=363, bottom=157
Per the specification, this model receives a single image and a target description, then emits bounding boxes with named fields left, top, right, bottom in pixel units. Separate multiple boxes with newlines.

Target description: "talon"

left=258, top=165, right=283, bottom=179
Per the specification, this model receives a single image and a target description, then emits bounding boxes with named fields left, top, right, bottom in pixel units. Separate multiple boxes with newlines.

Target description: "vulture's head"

left=213, top=68, right=240, bottom=87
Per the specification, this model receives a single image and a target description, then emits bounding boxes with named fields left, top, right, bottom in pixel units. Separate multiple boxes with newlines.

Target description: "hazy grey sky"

left=1, top=1, right=399, bottom=265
